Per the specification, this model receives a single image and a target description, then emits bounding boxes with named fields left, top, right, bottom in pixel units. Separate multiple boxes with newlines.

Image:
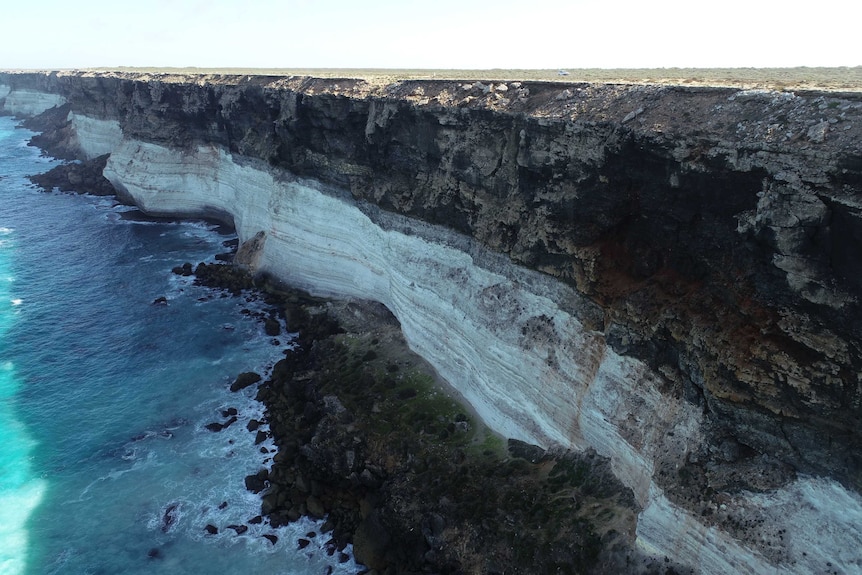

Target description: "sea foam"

left=0, top=363, right=46, bottom=575
left=0, top=207, right=44, bottom=575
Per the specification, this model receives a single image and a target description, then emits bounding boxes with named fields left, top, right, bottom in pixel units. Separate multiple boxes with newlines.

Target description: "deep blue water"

left=0, top=116, right=358, bottom=574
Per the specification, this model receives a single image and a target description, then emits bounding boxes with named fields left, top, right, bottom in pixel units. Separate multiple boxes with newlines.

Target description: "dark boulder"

left=245, top=469, right=269, bottom=493
left=193, top=262, right=254, bottom=294
left=262, top=533, right=278, bottom=545
left=352, top=512, right=391, bottom=571
left=230, top=372, right=262, bottom=392
left=306, top=495, right=325, bottom=519
left=264, top=317, right=281, bottom=336
left=205, top=421, right=224, bottom=432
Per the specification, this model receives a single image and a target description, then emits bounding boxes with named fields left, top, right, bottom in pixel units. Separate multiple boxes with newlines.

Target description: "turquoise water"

left=0, top=116, right=358, bottom=574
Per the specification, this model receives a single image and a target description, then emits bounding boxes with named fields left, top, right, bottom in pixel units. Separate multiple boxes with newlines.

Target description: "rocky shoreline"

left=182, top=255, right=672, bottom=574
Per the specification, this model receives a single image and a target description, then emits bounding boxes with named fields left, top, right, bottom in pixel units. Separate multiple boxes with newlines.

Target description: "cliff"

left=2, top=70, right=862, bottom=573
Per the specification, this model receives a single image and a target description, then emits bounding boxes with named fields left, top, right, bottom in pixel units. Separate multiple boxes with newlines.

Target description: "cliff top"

left=5, top=68, right=862, bottom=158
left=3, top=66, right=862, bottom=93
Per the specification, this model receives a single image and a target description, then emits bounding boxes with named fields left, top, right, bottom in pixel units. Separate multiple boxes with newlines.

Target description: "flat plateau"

left=4, top=66, right=862, bottom=92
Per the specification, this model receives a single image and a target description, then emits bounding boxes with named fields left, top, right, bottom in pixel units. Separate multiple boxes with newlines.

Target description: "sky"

left=0, top=0, right=859, bottom=70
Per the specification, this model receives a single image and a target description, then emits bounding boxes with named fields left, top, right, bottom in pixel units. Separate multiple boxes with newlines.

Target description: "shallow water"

left=0, top=116, right=359, bottom=574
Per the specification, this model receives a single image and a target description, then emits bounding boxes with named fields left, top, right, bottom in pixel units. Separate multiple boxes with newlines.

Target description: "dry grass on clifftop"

left=30, top=66, right=862, bottom=92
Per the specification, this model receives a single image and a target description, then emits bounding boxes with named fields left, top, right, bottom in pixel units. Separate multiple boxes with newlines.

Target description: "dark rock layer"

left=2, top=71, right=861, bottom=490
left=28, top=153, right=116, bottom=195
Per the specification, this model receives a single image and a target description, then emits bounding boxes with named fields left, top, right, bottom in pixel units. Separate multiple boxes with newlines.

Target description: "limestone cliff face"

left=3, top=70, right=862, bottom=573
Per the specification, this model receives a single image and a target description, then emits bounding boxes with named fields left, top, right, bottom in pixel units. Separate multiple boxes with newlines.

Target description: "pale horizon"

left=1, top=0, right=859, bottom=70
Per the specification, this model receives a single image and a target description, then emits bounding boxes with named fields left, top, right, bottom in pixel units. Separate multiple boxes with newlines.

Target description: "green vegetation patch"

left=248, top=287, right=643, bottom=573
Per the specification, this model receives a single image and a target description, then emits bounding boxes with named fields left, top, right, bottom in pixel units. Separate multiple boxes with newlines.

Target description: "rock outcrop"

left=3, top=70, right=862, bottom=573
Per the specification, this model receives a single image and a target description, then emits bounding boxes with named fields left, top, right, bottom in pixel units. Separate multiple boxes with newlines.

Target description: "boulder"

left=264, top=317, right=281, bottom=336
left=306, top=495, right=325, bottom=518
left=352, top=513, right=391, bottom=571
left=171, top=262, right=194, bottom=276
left=262, top=533, right=278, bottom=545
left=230, top=372, right=261, bottom=392
left=244, top=476, right=265, bottom=494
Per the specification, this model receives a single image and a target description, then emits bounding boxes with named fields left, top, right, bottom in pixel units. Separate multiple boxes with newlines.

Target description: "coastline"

left=5, top=72, right=862, bottom=573
left=0, top=121, right=359, bottom=574
left=187, top=257, right=648, bottom=573
left=18, top=143, right=647, bottom=572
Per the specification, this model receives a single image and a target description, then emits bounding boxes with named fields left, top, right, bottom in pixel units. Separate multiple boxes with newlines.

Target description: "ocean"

left=0, top=116, right=358, bottom=574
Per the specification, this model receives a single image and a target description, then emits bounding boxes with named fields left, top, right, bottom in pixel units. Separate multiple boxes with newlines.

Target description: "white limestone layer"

left=0, top=88, right=66, bottom=116
left=67, top=113, right=123, bottom=160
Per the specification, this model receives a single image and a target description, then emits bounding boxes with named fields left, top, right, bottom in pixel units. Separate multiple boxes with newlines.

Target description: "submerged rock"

left=161, top=503, right=179, bottom=533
